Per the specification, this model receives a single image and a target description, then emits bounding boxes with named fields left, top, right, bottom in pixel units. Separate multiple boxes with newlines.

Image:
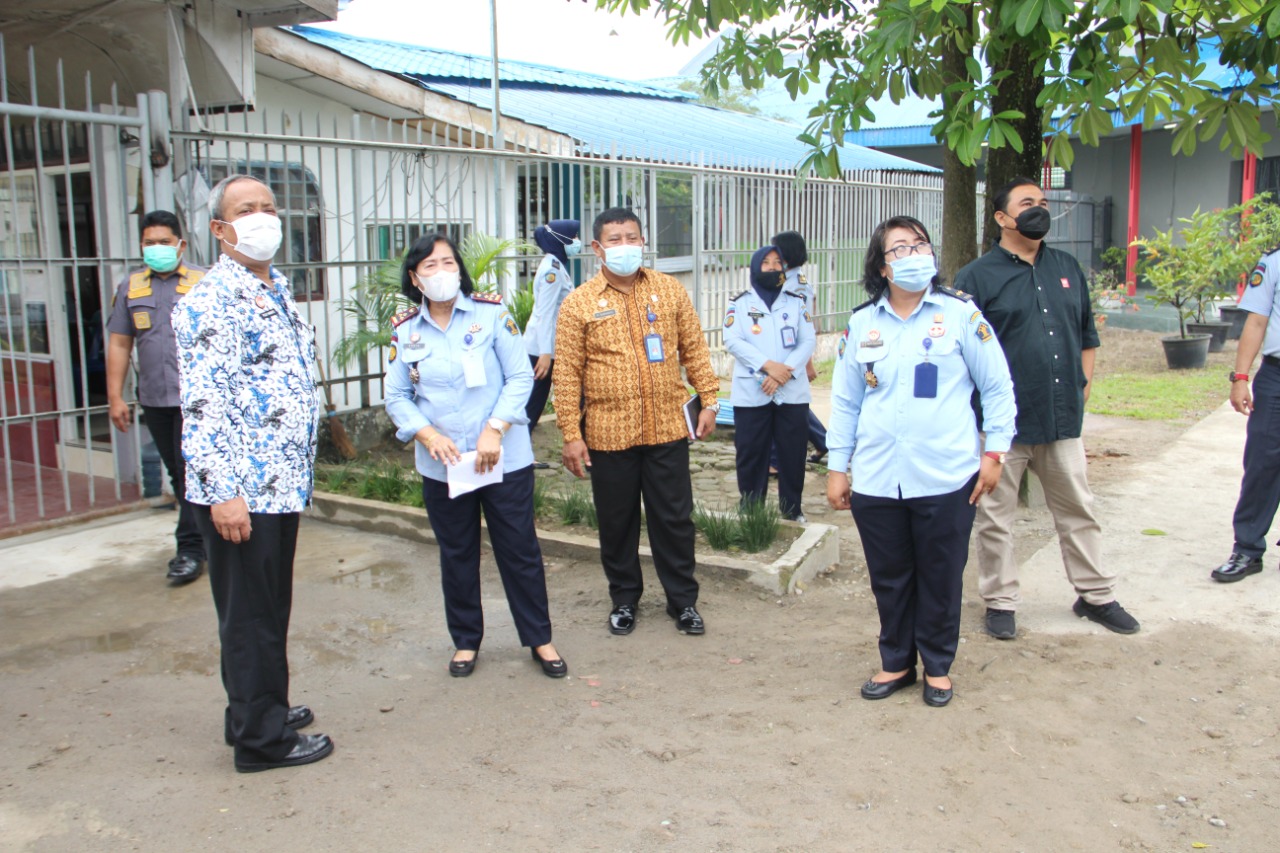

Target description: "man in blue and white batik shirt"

left=173, top=174, right=333, bottom=774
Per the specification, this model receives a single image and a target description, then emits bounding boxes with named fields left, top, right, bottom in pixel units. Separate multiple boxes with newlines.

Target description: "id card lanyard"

left=643, top=293, right=664, bottom=363
left=915, top=336, right=938, bottom=398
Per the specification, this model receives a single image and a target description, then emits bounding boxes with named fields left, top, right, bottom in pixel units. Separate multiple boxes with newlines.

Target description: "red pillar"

left=1125, top=125, right=1142, bottom=296
left=1238, top=151, right=1259, bottom=299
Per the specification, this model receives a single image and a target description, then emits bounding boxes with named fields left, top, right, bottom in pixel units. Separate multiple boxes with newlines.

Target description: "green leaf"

left=1014, top=0, right=1045, bottom=37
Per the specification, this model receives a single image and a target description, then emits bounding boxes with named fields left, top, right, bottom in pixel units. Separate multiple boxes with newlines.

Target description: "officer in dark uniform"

left=1212, top=245, right=1280, bottom=582
left=105, top=210, right=207, bottom=585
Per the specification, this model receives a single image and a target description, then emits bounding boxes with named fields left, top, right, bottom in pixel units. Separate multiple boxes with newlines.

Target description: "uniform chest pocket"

left=856, top=342, right=890, bottom=363
left=128, top=296, right=157, bottom=332
left=920, top=337, right=958, bottom=357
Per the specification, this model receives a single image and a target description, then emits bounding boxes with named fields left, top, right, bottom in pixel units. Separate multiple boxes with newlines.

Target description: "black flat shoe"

left=166, top=555, right=204, bottom=586
left=923, top=680, right=954, bottom=707
left=609, top=604, right=636, bottom=635
left=225, top=704, right=314, bottom=746
left=859, top=670, right=918, bottom=700
left=1211, top=552, right=1263, bottom=583
left=235, top=733, right=334, bottom=773
left=531, top=647, right=568, bottom=678
left=666, top=604, right=705, bottom=635
left=449, top=652, right=478, bottom=677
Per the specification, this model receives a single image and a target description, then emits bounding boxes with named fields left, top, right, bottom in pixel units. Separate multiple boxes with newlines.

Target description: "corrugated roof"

left=288, top=25, right=688, bottom=100
left=423, top=81, right=934, bottom=171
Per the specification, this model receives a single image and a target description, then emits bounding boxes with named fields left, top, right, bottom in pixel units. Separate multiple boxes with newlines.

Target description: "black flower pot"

left=1161, top=333, right=1212, bottom=370
left=1186, top=321, right=1231, bottom=353
left=1219, top=305, right=1248, bottom=340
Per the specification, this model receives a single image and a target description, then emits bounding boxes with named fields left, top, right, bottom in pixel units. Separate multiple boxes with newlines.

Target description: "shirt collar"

left=592, top=268, right=649, bottom=296
left=874, top=287, right=944, bottom=318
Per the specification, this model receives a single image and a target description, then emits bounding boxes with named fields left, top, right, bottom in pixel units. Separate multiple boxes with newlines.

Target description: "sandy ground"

left=2, top=332, right=1278, bottom=852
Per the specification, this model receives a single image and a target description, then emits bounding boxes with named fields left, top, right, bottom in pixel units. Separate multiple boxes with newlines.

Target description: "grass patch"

left=553, top=484, right=598, bottom=529
left=809, top=358, right=836, bottom=389
left=321, top=463, right=359, bottom=494
left=360, top=460, right=414, bottom=503
left=532, top=475, right=552, bottom=519
left=737, top=496, right=782, bottom=553
left=692, top=502, right=739, bottom=550
left=1088, top=370, right=1226, bottom=420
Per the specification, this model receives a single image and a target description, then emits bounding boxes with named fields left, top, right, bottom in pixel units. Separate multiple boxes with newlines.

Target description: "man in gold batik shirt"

left=555, top=207, right=720, bottom=637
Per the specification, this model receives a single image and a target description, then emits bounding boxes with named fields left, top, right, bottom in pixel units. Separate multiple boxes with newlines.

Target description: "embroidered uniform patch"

left=837, top=327, right=849, bottom=358
left=975, top=322, right=993, bottom=343
left=505, top=316, right=520, bottom=336
left=133, top=311, right=151, bottom=330
left=1251, top=263, right=1266, bottom=287
left=389, top=344, right=397, bottom=362
left=546, top=273, right=556, bottom=283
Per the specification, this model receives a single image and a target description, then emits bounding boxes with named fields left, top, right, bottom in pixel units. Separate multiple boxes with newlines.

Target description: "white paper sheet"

left=446, top=449, right=504, bottom=499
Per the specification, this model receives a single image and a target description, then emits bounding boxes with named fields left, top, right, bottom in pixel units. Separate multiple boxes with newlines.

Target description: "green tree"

left=595, top=1, right=1280, bottom=271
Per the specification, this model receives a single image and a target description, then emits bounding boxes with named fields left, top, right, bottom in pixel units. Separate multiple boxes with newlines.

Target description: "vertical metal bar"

left=56, top=59, right=81, bottom=512
left=0, top=33, right=18, bottom=522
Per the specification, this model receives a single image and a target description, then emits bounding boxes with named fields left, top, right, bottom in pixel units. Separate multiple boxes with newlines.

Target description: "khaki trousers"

left=974, top=437, right=1116, bottom=609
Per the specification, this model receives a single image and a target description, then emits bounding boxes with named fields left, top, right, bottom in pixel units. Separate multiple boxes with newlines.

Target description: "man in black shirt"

left=955, top=177, right=1139, bottom=639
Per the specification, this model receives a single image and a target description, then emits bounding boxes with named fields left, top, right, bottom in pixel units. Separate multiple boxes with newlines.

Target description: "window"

left=365, top=222, right=472, bottom=261
left=204, top=161, right=326, bottom=301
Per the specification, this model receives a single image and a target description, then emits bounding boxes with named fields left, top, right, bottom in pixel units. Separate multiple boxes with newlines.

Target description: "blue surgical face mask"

left=565, top=239, right=583, bottom=255
left=603, top=244, right=643, bottom=276
left=143, top=244, right=181, bottom=274
left=888, top=254, right=936, bottom=293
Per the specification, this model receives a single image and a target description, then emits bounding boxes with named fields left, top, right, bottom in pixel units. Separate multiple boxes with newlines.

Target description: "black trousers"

left=142, top=405, right=205, bottom=561
left=194, top=506, right=299, bottom=763
left=421, top=465, right=552, bottom=651
left=850, top=476, right=977, bottom=678
left=1233, top=359, right=1280, bottom=558
left=770, top=409, right=828, bottom=467
left=588, top=439, right=699, bottom=609
left=525, top=355, right=553, bottom=431
left=735, top=402, right=809, bottom=518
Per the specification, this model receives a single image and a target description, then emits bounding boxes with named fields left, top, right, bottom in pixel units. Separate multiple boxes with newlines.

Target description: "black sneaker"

left=984, top=608, right=1017, bottom=640
left=1072, top=598, right=1140, bottom=634
left=666, top=604, right=705, bottom=635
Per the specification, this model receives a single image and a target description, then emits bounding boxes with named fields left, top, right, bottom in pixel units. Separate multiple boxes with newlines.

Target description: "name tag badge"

left=780, top=325, right=797, bottom=349
left=462, top=351, right=487, bottom=388
left=644, top=333, right=665, bottom=363
left=914, top=361, right=938, bottom=398
left=593, top=309, right=617, bottom=320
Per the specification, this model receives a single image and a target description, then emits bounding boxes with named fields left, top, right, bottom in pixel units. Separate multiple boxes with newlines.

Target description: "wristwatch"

left=486, top=417, right=509, bottom=436
left=984, top=451, right=1007, bottom=464
left=1229, top=371, right=1250, bottom=383
left=704, top=399, right=720, bottom=414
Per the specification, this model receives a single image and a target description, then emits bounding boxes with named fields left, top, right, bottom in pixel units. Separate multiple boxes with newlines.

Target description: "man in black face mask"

left=954, top=177, right=1139, bottom=640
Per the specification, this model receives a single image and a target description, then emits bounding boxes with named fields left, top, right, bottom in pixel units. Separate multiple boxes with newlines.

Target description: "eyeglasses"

left=884, top=242, right=933, bottom=260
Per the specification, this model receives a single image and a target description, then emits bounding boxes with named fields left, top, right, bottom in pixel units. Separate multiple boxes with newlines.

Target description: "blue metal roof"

left=286, top=25, right=934, bottom=172
left=288, top=25, right=688, bottom=100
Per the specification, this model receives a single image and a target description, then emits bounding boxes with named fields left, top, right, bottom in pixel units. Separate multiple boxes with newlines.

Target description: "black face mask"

left=1011, top=206, right=1051, bottom=240
left=752, top=270, right=784, bottom=290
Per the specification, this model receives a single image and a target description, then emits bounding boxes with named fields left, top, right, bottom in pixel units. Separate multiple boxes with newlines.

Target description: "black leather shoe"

left=225, top=705, right=314, bottom=746
left=166, top=555, right=204, bottom=586
left=807, top=451, right=828, bottom=464
left=1072, top=598, right=1140, bottom=634
left=1211, top=552, right=1263, bottom=583
left=531, top=647, right=568, bottom=678
left=860, top=669, right=918, bottom=700
left=449, top=652, right=478, bottom=677
left=666, top=604, right=705, bottom=635
left=608, top=605, right=636, bottom=636
left=234, top=733, right=334, bottom=773
left=923, top=679, right=954, bottom=707
left=985, top=608, right=1017, bottom=640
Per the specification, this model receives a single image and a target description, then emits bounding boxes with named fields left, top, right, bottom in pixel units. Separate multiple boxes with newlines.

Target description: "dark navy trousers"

left=421, top=464, right=552, bottom=651
left=770, top=409, right=827, bottom=467
left=1232, top=359, right=1280, bottom=558
left=850, top=476, right=977, bottom=678
left=194, top=506, right=299, bottom=764
left=735, top=402, right=809, bottom=518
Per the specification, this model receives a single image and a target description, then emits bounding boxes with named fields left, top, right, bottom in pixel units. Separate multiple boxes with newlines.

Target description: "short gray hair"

left=208, top=174, right=275, bottom=221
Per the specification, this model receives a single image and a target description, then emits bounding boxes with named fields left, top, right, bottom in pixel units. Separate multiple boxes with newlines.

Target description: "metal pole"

left=490, top=0, right=504, bottom=241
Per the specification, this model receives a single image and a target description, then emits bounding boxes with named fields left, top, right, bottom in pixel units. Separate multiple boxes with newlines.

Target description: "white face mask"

left=417, top=270, right=461, bottom=303
left=220, top=212, right=282, bottom=262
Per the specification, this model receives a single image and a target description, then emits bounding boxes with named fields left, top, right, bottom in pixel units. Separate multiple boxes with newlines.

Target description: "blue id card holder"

left=644, top=333, right=666, bottom=363
left=914, top=361, right=938, bottom=398
left=780, top=325, right=797, bottom=349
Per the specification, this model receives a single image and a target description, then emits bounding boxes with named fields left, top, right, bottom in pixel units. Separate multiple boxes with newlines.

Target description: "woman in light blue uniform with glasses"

left=826, top=215, right=1015, bottom=708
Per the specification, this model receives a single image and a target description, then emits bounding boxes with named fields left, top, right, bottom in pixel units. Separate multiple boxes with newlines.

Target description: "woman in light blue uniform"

left=773, top=230, right=828, bottom=462
left=724, top=245, right=815, bottom=520
left=826, top=216, right=1015, bottom=707
left=524, top=220, right=580, bottom=437
left=384, top=234, right=567, bottom=680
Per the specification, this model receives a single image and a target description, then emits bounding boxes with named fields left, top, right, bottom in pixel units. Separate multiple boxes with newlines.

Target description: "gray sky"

left=316, top=0, right=717, bottom=80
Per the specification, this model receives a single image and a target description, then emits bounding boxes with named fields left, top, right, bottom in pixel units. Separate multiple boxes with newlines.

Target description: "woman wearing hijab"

left=524, top=220, right=581, bottom=435
left=722, top=245, right=816, bottom=521
left=826, top=216, right=1015, bottom=707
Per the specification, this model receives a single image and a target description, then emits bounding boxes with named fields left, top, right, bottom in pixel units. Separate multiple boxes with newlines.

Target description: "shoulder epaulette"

left=550, top=258, right=561, bottom=269
left=729, top=289, right=751, bottom=302
left=784, top=290, right=806, bottom=300
left=470, top=290, right=504, bottom=304
left=1263, top=244, right=1280, bottom=259
left=176, top=266, right=204, bottom=294
left=936, top=285, right=973, bottom=302
left=127, top=269, right=152, bottom=299
left=391, top=306, right=420, bottom=327
left=851, top=298, right=875, bottom=314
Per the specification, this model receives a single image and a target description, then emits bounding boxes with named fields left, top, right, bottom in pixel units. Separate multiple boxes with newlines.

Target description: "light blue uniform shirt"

left=524, top=253, right=574, bottom=357
left=384, top=294, right=534, bottom=483
left=784, top=267, right=815, bottom=314
left=827, top=287, right=1017, bottom=499
left=724, top=286, right=816, bottom=407
left=1240, top=248, right=1280, bottom=356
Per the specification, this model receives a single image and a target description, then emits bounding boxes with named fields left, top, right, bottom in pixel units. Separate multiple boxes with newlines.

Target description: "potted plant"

left=1132, top=214, right=1216, bottom=369
left=1088, top=246, right=1136, bottom=329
